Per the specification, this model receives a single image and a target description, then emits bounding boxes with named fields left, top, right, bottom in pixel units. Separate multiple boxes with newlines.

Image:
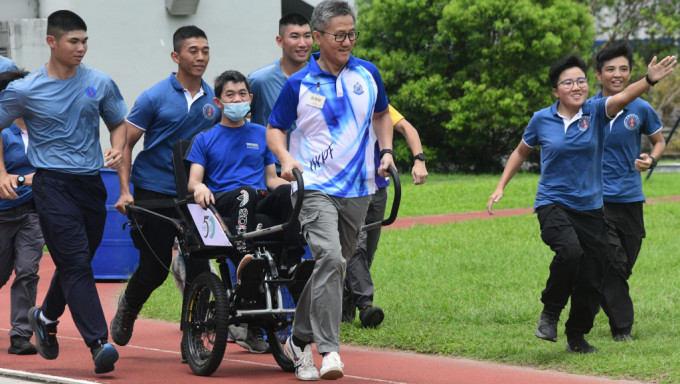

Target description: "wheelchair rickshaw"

left=125, top=140, right=401, bottom=376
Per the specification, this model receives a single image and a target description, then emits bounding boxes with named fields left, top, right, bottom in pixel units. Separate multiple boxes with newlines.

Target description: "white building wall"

left=1, top=0, right=284, bottom=157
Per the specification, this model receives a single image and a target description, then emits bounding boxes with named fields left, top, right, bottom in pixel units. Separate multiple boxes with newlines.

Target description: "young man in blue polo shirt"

left=187, top=70, right=296, bottom=353
left=267, top=1, right=395, bottom=380
left=110, top=26, right=217, bottom=349
left=0, top=10, right=127, bottom=374
left=487, top=53, right=675, bottom=354
left=248, top=13, right=313, bottom=128
left=594, top=43, right=666, bottom=342
left=0, top=69, right=44, bottom=357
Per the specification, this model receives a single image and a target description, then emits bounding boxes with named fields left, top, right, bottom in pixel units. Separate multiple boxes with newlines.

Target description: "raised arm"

left=487, top=141, right=533, bottom=215
left=606, top=56, right=676, bottom=117
left=394, top=117, right=428, bottom=185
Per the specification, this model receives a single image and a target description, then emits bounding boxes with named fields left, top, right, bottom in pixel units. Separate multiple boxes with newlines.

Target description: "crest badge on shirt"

left=623, top=114, right=640, bottom=131
left=203, top=104, right=216, bottom=120
left=353, top=82, right=364, bottom=95
left=578, top=115, right=591, bottom=132
left=85, top=87, right=97, bottom=98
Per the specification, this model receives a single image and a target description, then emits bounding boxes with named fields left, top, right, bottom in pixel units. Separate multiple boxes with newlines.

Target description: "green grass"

left=141, top=172, right=680, bottom=383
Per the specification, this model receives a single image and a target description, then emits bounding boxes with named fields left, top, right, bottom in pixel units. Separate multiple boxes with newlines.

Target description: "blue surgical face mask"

left=222, top=101, right=250, bottom=122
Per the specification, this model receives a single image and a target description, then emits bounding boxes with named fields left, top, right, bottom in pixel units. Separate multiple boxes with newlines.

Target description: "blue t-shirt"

left=268, top=52, right=389, bottom=198
left=595, top=92, right=662, bottom=203
left=0, top=124, right=35, bottom=210
left=0, top=55, right=18, bottom=72
left=248, top=60, right=288, bottom=127
left=186, top=122, right=276, bottom=192
left=0, top=64, right=127, bottom=175
left=128, top=73, right=219, bottom=195
left=522, top=97, right=610, bottom=210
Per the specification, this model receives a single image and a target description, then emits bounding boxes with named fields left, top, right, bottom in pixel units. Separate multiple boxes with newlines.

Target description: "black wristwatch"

left=379, top=149, right=394, bottom=159
left=17, top=175, right=25, bottom=185
left=649, top=155, right=658, bottom=170
left=413, top=153, right=426, bottom=162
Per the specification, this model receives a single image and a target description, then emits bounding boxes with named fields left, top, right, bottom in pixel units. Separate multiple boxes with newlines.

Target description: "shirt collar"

left=308, top=52, right=358, bottom=78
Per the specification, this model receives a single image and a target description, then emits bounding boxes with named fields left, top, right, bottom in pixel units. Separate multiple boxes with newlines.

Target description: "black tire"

left=182, top=271, right=229, bottom=376
left=267, top=327, right=295, bottom=372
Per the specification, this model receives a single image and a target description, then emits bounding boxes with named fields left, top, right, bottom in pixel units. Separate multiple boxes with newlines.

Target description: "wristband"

left=379, top=149, right=394, bottom=159
left=649, top=155, right=658, bottom=170
left=645, top=74, right=658, bottom=86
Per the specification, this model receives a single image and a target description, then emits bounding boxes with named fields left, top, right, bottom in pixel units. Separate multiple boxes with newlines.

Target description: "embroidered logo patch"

left=203, top=104, right=216, bottom=120
left=85, top=87, right=97, bottom=97
left=353, top=82, right=364, bottom=95
left=246, top=143, right=259, bottom=150
left=578, top=115, right=591, bottom=132
left=623, top=114, right=640, bottom=131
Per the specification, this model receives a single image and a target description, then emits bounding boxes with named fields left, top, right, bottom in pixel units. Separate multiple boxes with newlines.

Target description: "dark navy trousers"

left=32, top=169, right=109, bottom=349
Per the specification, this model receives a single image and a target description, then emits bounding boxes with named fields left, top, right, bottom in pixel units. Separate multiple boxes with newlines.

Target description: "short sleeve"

left=522, top=113, right=539, bottom=148
left=643, top=103, right=663, bottom=136
left=186, top=133, right=208, bottom=167
left=126, top=92, right=155, bottom=131
left=100, top=79, right=128, bottom=126
left=268, top=79, right=299, bottom=131
left=0, top=86, right=24, bottom=128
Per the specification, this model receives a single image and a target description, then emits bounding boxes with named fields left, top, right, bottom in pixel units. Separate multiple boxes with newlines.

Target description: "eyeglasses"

left=558, top=77, right=588, bottom=89
left=316, top=30, right=359, bottom=42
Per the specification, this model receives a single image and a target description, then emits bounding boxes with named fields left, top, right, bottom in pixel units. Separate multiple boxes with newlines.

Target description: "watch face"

left=17, top=176, right=25, bottom=185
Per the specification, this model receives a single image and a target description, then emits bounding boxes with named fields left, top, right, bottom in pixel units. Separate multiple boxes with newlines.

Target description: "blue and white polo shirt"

left=268, top=52, right=389, bottom=198
left=522, top=97, right=610, bottom=210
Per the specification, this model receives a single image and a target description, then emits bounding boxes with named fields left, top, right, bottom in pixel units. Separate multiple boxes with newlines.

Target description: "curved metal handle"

left=362, top=165, right=401, bottom=232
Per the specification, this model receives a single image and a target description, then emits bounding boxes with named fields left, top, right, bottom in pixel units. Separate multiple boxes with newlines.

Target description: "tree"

left=354, top=0, right=595, bottom=172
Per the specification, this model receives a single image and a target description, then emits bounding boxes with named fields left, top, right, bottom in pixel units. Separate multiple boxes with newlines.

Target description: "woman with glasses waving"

left=487, top=53, right=675, bottom=354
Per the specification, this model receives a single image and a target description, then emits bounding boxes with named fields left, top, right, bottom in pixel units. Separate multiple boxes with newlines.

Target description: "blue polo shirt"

left=0, top=124, right=34, bottom=210
left=268, top=52, right=388, bottom=198
left=523, top=97, right=610, bottom=210
left=128, top=73, right=219, bottom=195
left=248, top=60, right=288, bottom=127
left=0, top=55, right=18, bottom=72
left=0, top=64, right=127, bottom=175
left=595, top=92, right=662, bottom=203
left=186, top=122, right=275, bottom=193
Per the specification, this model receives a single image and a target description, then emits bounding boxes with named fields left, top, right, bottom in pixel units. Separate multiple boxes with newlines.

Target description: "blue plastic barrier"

left=91, top=169, right=138, bottom=280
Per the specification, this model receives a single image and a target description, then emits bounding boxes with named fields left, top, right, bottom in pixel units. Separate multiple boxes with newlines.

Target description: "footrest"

left=235, top=258, right=267, bottom=301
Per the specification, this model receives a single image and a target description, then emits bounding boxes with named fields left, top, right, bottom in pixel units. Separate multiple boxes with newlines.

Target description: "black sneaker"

left=235, top=327, right=270, bottom=354
left=28, top=306, right=59, bottom=360
left=359, top=306, right=384, bottom=328
left=110, top=293, right=139, bottom=346
left=91, top=341, right=119, bottom=374
left=613, top=333, right=635, bottom=342
left=535, top=311, right=559, bottom=342
left=566, top=334, right=597, bottom=354
left=8, top=336, right=37, bottom=355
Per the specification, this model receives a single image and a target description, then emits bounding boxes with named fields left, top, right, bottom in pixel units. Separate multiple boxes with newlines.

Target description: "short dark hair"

left=548, top=55, right=587, bottom=88
left=47, top=10, right=87, bottom=38
left=0, top=70, right=29, bottom=92
left=312, top=0, right=355, bottom=32
left=214, top=70, right=250, bottom=98
left=279, top=13, right=310, bottom=35
left=595, top=42, right=634, bottom=73
left=173, top=25, right=207, bottom=53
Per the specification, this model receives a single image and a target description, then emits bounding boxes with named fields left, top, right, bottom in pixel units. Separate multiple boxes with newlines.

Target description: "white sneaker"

left=320, top=351, right=344, bottom=380
left=284, top=336, right=319, bottom=381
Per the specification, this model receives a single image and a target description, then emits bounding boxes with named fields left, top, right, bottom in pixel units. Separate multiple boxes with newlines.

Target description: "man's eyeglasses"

left=558, top=77, right=588, bottom=89
left=316, top=30, right=360, bottom=42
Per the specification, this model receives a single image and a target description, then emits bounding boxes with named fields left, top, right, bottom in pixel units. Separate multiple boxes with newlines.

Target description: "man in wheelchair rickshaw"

left=125, top=69, right=400, bottom=377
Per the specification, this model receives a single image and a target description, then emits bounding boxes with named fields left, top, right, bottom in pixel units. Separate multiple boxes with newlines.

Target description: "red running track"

left=0, top=207, right=654, bottom=384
